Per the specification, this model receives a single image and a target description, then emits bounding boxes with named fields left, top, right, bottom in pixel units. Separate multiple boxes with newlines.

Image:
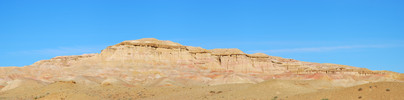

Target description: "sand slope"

left=0, top=79, right=402, bottom=100
left=0, top=80, right=334, bottom=100
left=287, top=82, right=404, bottom=100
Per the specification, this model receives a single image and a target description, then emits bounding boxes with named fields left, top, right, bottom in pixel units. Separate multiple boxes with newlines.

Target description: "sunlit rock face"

left=0, top=38, right=402, bottom=88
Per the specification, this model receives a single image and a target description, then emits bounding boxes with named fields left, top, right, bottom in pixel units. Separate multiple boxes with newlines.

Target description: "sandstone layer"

left=0, top=38, right=403, bottom=92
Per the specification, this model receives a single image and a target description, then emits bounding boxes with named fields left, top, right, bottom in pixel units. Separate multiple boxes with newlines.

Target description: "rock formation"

left=0, top=38, right=402, bottom=90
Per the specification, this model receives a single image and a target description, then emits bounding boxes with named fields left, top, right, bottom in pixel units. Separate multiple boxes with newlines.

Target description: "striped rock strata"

left=0, top=38, right=403, bottom=91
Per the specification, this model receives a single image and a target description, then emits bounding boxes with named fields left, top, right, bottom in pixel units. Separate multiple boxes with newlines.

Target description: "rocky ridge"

left=0, top=38, right=402, bottom=92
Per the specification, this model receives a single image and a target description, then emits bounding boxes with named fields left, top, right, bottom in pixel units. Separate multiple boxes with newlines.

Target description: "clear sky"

left=0, top=0, right=403, bottom=73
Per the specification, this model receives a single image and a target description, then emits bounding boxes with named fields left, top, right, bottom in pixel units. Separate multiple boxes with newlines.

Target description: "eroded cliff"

left=0, top=38, right=402, bottom=91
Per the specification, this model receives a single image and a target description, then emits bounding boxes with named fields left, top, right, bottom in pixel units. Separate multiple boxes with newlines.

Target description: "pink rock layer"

left=0, top=38, right=403, bottom=89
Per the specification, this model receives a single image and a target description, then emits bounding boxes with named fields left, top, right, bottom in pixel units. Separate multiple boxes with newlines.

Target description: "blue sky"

left=0, top=0, right=403, bottom=73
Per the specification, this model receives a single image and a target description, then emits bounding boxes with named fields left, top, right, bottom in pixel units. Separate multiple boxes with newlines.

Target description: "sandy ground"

left=0, top=80, right=402, bottom=100
left=287, top=82, right=404, bottom=100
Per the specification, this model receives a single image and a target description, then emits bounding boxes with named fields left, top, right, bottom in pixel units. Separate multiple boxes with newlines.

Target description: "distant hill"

left=0, top=38, right=402, bottom=90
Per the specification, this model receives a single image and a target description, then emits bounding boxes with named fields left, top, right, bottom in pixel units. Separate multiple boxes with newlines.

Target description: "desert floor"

left=0, top=80, right=403, bottom=100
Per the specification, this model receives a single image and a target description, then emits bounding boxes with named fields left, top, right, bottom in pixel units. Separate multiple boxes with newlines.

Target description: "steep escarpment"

left=0, top=38, right=402, bottom=90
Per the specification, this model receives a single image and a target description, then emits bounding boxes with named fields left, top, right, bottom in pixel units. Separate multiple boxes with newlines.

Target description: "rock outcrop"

left=0, top=38, right=402, bottom=92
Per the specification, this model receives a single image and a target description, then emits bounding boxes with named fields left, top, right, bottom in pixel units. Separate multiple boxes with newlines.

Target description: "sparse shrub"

left=321, top=98, right=329, bottom=100
left=272, top=96, right=278, bottom=100
left=209, top=91, right=215, bottom=93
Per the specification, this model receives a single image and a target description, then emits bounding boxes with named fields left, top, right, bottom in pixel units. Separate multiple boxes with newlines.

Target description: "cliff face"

left=1, top=38, right=402, bottom=89
left=32, top=38, right=286, bottom=74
